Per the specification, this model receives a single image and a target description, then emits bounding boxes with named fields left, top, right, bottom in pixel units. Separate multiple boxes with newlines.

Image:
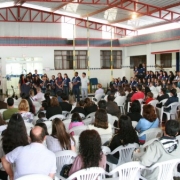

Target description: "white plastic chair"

left=69, top=125, right=87, bottom=136
left=104, top=95, right=108, bottom=102
left=67, top=167, right=105, bottom=180
left=132, top=121, right=138, bottom=128
left=146, top=159, right=180, bottom=180
left=127, top=98, right=144, bottom=113
left=83, top=117, right=93, bottom=126
left=138, top=128, right=163, bottom=143
left=108, top=161, right=146, bottom=180
left=102, top=146, right=111, bottom=155
left=0, top=109, right=7, bottom=114
left=160, top=102, right=180, bottom=121
left=55, top=150, right=77, bottom=179
left=49, top=114, right=65, bottom=121
left=148, top=100, right=159, bottom=108
left=101, top=134, right=112, bottom=145
left=114, top=96, right=126, bottom=114
left=43, top=121, right=52, bottom=134
left=107, top=143, right=139, bottom=171
left=16, top=174, right=53, bottom=180
left=62, top=111, right=70, bottom=118
left=92, top=93, right=105, bottom=104
left=73, top=135, right=79, bottom=152
left=107, top=114, right=117, bottom=127
left=86, top=112, right=96, bottom=119
left=33, top=101, right=41, bottom=114
left=24, top=122, right=34, bottom=135
left=63, top=119, right=71, bottom=131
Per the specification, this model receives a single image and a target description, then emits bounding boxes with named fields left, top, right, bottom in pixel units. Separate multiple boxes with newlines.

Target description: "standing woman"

left=63, top=73, right=70, bottom=96
left=32, top=75, right=41, bottom=95
left=168, top=71, right=175, bottom=84
left=56, top=73, right=63, bottom=93
left=19, top=74, right=30, bottom=96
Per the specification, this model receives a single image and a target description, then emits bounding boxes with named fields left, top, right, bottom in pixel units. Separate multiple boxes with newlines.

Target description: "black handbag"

left=60, top=164, right=72, bottom=178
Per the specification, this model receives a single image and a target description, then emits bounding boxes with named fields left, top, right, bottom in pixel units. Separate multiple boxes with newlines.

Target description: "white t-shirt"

left=46, top=135, right=75, bottom=153
left=32, top=92, right=45, bottom=101
left=81, top=77, right=89, bottom=89
left=5, top=143, right=56, bottom=179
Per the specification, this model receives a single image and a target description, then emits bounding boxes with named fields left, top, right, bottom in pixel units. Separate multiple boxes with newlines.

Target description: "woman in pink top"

left=69, top=130, right=106, bottom=176
left=69, top=113, right=84, bottom=135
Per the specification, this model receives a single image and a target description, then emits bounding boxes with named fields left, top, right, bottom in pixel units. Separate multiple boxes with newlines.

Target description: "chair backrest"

left=160, top=98, right=168, bottom=105
left=55, top=150, right=77, bottom=176
left=24, top=122, right=34, bottom=135
left=138, top=99, right=144, bottom=104
left=104, top=95, right=108, bottom=102
left=111, top=143, right=139, bottom=165
left=43, top=121, right=52, bottom=134
left=131, top=121, right=138, bottom=128
left=101, top=134, right=112, bottom=144
left=101, top=146, right=111, bottom=155
left=149, top=159, right=180, bottom=180
left=114, top=96, right=126, bottom=106
left=95, top=93, right=105, bottom=102
left=79, top=113, right=85, bottom=119
left=67, top=167, right=105, bottom=180
left=63, top=119, right=71, bottom=131
left=86, top=112, right=96, bottom=119
left=49, top=114, right=65, bottom=121
left=148, top=100, right=159, bottom=107
left=0, top=109, right=7, bottom=114
left=169, top=102, right=180, bottom=114
left=62, top=111, right=70, bottom=117
left=83, top=118, right=93, bottom=126
left=73, top=135, right=79, bottom=151
left=108, top=161, right=145, bottom=180
left=107, top=114, right=116, bottom=127
left=69, top=125, right=87, bottom=136
left=16, top=174, right=52, bottom=180
left=139, top=128, right=163, bottom=143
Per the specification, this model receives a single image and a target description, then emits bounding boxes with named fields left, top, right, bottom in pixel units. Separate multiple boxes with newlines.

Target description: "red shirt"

left=131, top=91, right=144, bottom=102
left=145, top=98, right=154, bottom=104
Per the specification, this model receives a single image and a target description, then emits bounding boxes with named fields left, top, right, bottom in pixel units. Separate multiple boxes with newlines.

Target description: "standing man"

left=72, top=72, right=81, bottom=102
left=32, top=69, right=38, bottom=78
left=81, top=72, right=89, bottom=100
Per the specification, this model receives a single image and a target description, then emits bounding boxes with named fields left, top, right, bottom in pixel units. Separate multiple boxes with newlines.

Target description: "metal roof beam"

left=15, top=0, right=27, bottom=5
left=51, top=0, right=74, bottom=12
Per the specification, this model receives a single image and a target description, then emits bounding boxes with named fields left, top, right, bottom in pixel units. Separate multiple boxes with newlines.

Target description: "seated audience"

left=46, top=97, right=62, bottom=119
left=59, top=93, right=72, bottom=112
left=172, top=82, right=180, bottom=93
left=145, top=92, right=154, bottom=104
left=41, top=92, right=51, bottom=111
left=136, top=104, right=159, bottom=143
left=18, top=99, right=34, bottom=123
left=69, top=113, right=85, bottom=135
left=140, top=120, right=180, bottom=180
left=35, top=122, right=49, bottom=135
left=95, top=83, right=104, bottom=95
left=98, top=100, right=107, bottom=110
left=0, top=96, right=7, bottom=109
left=56, top=91, right=63, bottom=103
left=88, top=109, right=112, bottom=135
left=127, top=100, right=142, bottom=122
left=84, top=98, right=98, bottom=116
left=164, top=88, right=178, bottom=112
left=106, top=94, right=120, bottom=118
left=108, top=115, right=139, bottom=161
left=46, top=118, right=75, bottom=152
left=156, top=88, right=169, bottom=103
left=1, top=126, right=56, bottom=180
left=36, top=112, right=48, bottom=124
left=0, top=114, right=29, bottom=180
left=71, top=100, right=86, bottom=115
left=32, top=87, right=45, bottom=101
left=131, top=85, right=145, bottom=102
left=3, top=98, right=18, bottom=120
left=69, top=130, right=106, bottom=176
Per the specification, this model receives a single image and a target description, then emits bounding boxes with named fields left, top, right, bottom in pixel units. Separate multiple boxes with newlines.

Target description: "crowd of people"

left=0, top=65, right=179, bottom=179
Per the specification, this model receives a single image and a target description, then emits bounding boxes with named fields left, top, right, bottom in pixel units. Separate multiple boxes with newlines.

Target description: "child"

left=145, top=92, right=154, bottom=104
left=36, top=112, right=47, bottom=124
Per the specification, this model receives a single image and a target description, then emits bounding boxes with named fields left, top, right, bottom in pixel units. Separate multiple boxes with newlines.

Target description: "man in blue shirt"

left=72, top=72, right=81, bottom=102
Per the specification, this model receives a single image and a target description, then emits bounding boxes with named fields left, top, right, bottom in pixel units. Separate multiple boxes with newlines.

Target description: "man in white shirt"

left=81, top=72, right=89, bottom=100
left=1, top=126, right=56, bottom=180
left=32, top=87, right=45, bottom=101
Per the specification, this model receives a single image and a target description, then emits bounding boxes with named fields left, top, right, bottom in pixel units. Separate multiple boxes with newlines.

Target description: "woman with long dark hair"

left=108, top=115, right=139, bottom=159
left=32, top=75, right=41, bottom=94
left=69, top=130, right=106, bottom=176
left=55, top=73, right=63, bottom=93
left=62, top=73, right=70, bottom=96
left=0, top=114, right=29, bottom=180
left=46, top=118, right=75, bottom=153
left=19, top=74, right=30, bottom=96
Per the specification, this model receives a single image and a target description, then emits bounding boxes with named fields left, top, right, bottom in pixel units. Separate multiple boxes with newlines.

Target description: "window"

left=160, top=53, right=172, bottom=68
left=54, top=50, right=87, bottom=70
left=100, top=50, right=122, bottom=69
left=130, top=55, right=146, bottom=69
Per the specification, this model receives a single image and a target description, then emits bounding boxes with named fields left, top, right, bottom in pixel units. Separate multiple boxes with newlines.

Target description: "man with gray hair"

left=1, top=126, right=56, bottom=180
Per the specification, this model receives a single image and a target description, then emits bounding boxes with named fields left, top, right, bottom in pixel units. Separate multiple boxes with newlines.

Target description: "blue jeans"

left=73, top=87, right=80, bottom=102
left=63, top=86, right=69, bottom=96
left=81, top=88, right=88, bottom=100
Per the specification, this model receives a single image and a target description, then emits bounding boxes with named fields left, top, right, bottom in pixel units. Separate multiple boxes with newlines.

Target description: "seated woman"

left=46, top=97, right=62, bottom=119
left=46, top=118, right=75, bottom=153
left=41, top=92, right=51, bottom=111
left=18, top=99, right=34, bottom=123
left=145, top=92, right=154, bottom=104
left=69, top=130, right=106, bottom=176
left=108, top=115, right=139, bottom=161
left=84, top=98, right=98, bottom=116
left=69, top=113, right=84, bottom=134
left=127, top=100, right=142, bottom=122
left=136, top=104, right=159, bottom=144
left=88, top=109, right=112, bottom=135
left=71, top=100, right=86, bottom=116
left=95, top=83, right=104, bottom=95
left=0, top=114, right=29, bottom=180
